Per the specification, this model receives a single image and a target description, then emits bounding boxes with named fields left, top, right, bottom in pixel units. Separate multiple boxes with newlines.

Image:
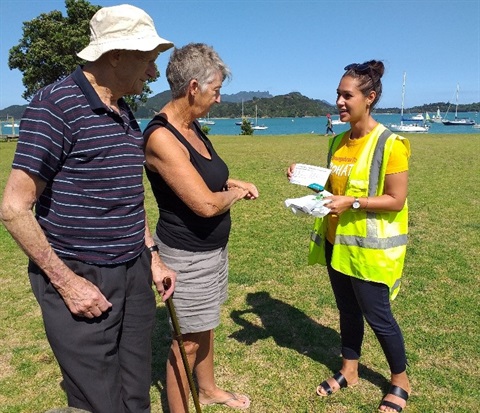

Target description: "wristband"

left=147, top=245, right=159, bottom=253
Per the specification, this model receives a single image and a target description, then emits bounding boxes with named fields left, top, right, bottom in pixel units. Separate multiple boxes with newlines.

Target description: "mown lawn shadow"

left=229, top=291, right=388, bottom=390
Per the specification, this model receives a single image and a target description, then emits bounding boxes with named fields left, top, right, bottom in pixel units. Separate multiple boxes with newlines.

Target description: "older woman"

left=144, top=43, right=256, bottom=412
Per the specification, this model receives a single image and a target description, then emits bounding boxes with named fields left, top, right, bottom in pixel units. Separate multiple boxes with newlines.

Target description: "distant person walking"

left=325, top=113, right=335, bottom=136
left=0, top=5, right=176, bottom=412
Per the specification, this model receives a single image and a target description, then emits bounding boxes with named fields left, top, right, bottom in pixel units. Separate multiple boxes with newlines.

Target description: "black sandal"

left=316, top=371, right=348, bottom=397
left=378, top=385, right=409, bottom=412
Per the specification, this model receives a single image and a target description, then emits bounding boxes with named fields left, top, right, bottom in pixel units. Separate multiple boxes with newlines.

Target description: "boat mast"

left=400, top=72, right=406, bottom=125
left=454, top=83, right=459, bottom=119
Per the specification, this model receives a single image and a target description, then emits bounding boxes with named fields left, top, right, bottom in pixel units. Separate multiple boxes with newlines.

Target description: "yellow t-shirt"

left=326, top=126, right=409, bottom=244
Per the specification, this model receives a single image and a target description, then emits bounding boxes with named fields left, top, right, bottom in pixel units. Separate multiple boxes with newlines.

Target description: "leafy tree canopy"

left=8, top=0, right=156, bottom=109
left=8, top=0, right=98, bottom=101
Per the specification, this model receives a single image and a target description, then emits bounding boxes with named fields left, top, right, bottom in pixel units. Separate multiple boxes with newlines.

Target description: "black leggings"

left=325, top=241, right=407, bottom=374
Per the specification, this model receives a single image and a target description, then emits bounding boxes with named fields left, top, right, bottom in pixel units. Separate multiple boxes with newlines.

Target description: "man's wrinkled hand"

left=59, top=275, right=112, bottom=319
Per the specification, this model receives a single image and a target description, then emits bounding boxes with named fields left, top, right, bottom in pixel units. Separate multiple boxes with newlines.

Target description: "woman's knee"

left=178, top=331, right=209, bottom=356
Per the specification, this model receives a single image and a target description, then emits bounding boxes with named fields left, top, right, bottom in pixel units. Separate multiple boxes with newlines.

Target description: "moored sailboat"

left=198, top=113, right=215, bottom=125
left=389, top=72, right=429, bottom=133
left=251, top=105, right=268, bottom=130
left=331, top=116, right=346, bottom=125
left=235, top=99, right=254, bottom=125
left=442, top=84, right=475, bottom=126
left=429, top=107, right=443, bottom=123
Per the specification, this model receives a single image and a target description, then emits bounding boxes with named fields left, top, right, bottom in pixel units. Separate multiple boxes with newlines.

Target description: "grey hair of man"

left=166, top=43, right=231, bottom=99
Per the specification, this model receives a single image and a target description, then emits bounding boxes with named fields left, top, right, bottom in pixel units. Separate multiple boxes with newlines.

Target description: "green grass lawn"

left=1, top=133, right=479, bottom=412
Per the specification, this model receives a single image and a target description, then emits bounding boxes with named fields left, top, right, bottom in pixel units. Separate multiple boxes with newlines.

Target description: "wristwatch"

left=147, top=244, right=159, bottom=253
left=352, top=197, right=361, bottom=210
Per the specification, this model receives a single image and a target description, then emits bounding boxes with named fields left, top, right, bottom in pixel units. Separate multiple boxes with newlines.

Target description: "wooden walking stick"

left=163, top=277, right=202, bottom=413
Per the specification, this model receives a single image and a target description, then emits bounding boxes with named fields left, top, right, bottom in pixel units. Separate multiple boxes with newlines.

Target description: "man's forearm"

left=1, top=207, right=75, bottom=290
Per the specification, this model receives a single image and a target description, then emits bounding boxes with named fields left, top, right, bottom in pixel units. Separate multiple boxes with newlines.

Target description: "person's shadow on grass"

left=229, top=291, right=387, bottom=390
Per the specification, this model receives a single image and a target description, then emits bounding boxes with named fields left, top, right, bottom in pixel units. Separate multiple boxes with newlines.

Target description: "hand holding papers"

left=289, top=163, right=331, bottom=191
left=285, top=163, right=332, bottom=217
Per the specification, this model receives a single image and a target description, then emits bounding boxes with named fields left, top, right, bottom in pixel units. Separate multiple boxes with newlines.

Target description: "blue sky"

left=1, top=0, right=479, bottom=110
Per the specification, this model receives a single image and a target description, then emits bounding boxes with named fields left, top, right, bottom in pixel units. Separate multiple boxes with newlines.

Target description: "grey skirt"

left=154, top=236, right=228, bottom=334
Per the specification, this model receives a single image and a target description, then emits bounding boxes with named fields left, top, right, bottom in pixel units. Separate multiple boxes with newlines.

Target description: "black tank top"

left=144, top=116, right=231, bottom=251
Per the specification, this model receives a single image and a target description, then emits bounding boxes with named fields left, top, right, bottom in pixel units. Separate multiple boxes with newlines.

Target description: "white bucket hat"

left=77, top=4, right=173, bottom=62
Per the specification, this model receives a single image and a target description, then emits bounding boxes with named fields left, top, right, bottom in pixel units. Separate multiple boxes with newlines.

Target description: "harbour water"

left=3, top=112, right=479, bottom=137
left=139, top=112, right=479, bottom=136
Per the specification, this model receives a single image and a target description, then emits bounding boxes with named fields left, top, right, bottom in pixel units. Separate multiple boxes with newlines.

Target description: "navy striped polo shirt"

left=12, top=66, right=146, bottom=265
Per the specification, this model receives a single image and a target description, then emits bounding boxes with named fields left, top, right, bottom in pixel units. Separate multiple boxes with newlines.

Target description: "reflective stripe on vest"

left=336, top=231, right=408, bottom=249
left=311, top=231, right=321, bottom=245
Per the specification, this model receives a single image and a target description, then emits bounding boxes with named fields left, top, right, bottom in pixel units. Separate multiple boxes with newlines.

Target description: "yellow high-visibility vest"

left=308, top=125, right=410, bottom=299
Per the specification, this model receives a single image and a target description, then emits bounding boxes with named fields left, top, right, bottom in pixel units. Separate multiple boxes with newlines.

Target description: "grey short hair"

left=166, top=43, right=231, bottom=99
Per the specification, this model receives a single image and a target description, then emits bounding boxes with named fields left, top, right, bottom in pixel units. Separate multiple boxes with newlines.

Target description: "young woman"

left=288, top=60, right=411, bottom=412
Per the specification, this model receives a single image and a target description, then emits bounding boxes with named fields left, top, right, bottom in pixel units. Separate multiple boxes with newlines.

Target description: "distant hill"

left=133, top=90, right=275, bottom=118
left=207, top=91, right=335, bottom=118
left=134, top=90, right=171, bottom=118
left=135, top=90, right=337, bottom=119
left=221, top=91, right=273, bottom=103
left=0, top=105, right=28, bottom=122
left=2, top=92, right=479, bottom=121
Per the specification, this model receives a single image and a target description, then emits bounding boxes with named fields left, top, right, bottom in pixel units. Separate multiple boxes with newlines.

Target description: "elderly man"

left=0, top=5, right=176, bottom=412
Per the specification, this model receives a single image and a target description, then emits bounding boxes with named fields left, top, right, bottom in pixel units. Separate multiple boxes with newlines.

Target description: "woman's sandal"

left=316, top=371, right=355, bottom=397
left=200, top=391, right=250, bottom=410
left=378, top=385, right=409, bottom=412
